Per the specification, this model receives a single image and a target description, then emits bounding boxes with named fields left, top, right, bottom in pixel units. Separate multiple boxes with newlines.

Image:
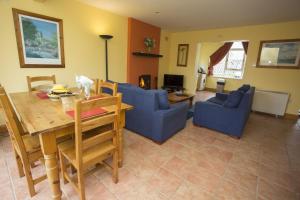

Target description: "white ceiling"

left=79, top=0, right=300, bottom=31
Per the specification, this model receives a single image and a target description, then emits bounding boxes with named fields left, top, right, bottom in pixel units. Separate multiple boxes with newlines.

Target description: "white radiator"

left=252, top=90, right=289, bottom=116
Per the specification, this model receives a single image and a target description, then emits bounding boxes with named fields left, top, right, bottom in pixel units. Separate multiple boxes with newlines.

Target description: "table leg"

left=39, top=132, right=62, bottom=200
left=118, top=110, right=126, bottom=167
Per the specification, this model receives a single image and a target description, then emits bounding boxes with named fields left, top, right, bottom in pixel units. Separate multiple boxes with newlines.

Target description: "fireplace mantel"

left=132, top=52, right=163, bottom=58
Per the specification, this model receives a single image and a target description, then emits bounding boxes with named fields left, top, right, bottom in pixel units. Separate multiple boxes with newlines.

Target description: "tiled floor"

left=0, top=113, right=300, bottom=199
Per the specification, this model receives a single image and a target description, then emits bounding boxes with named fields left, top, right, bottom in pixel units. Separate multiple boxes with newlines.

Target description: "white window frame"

left=213, top=43, right=246, bottom=80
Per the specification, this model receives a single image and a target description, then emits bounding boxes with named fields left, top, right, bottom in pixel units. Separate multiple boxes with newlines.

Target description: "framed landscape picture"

left=177, top=44, right=189, bottom=67
left=12, top=8, right=65, bottom=68
left=257, top=39, right=300, bottom=69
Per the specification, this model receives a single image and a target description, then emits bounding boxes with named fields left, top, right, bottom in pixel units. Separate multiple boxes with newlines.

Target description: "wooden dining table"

left=9, top=91, right=133, bottom=200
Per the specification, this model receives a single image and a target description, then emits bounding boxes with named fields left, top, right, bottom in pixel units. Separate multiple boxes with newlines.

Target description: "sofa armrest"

left=154, top=102, right=188, bottom=122
left=216, top=92, right=228, bottom=101
left=152, top=102, right=189, bottom=142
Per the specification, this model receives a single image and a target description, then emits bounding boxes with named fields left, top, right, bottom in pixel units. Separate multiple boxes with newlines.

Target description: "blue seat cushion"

left=223, top=90, right=243, bottom=108
left=208, top=97, right=225, bottom=105
left=238, top=84, right=250, bottom=93
left=157, top=90, right=170, bottom=110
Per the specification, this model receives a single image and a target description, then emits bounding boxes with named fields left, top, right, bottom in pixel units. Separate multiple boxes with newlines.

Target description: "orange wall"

left=127, top=18, right=161, bottom=88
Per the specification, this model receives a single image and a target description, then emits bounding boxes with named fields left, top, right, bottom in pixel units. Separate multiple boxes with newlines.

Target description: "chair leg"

left=112, top=150, right=118, bottom=183
left=13, top=150, right=25, bottom=177
left=58, top=152, right=68, bottom=184
left=24, top=162, right=36, bottom=197
left=77, top=172, right=86, bottom=200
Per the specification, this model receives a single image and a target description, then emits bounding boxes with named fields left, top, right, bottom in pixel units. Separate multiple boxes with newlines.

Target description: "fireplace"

left=139, top=74, right=151, bottom=90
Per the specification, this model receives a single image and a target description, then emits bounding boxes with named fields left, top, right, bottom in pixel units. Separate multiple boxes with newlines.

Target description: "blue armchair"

left=193, top=86, right=255, bottom=138
left=117, top=83, right=189, bottom=143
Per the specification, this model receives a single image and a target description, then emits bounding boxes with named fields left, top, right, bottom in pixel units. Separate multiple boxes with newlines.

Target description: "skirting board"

left=284, top=113, right=299, bottom=120
left=250, top=111, right=298, bottom=121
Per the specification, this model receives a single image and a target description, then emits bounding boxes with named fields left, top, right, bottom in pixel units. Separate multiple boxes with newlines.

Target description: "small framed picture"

left=257, top=39, right=300, bottom=69
left=177, top=44, right=189, bottom=67
left=12, top=8, right=65, bottom=68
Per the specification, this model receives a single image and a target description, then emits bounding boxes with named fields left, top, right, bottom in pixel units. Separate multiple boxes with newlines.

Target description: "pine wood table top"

left=9, top=92, right=133, bottom=136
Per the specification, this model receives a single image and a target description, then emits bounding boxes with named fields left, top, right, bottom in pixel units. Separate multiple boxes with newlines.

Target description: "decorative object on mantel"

left=257, top=39, right=300, bottom=69
left=144, top=37, right=156, bottom=52
left=177, top=44, right=189, bottom=67
left=99, top=34, right=113, bottom=80
left=12, top=8, right=65, bottom=68
left=132, top=52, right=163, bottom=58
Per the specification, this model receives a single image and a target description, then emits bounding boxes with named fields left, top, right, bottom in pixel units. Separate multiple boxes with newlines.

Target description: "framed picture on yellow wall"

left=257, top=39, right=300, bottom=69
left=177, top=44, right=189, bottom=67
left=12, top=8, right=65, bottom=68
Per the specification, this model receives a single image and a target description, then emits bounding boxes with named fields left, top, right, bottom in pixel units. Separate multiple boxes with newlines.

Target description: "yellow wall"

left=158, top=30, right=171, bottom=87
left=0, top=0, right=128, bottom=125
left=0, top=0, right=128, bottom=93
left=161, top=21, right=300, bottom=115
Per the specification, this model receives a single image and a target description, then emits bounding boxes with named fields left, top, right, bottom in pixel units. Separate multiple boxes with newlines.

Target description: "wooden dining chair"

left=58, top=94, right=121, bottom=200
left=27, top=75, right=56, bottom=92
left=0, top=86, right=46, bottom=197
left=98, top=80, right=118, bottom=96
left=91, top=78, right=99, bottom=95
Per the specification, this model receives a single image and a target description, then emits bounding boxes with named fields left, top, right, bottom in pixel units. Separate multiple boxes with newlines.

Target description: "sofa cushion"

left=208, top=97, right=224, bottom=105
left=119, top=83, right=133, bottom=87
left=223, top=90, right=243, bottom=108
left=238, top=84, right=250, bottom=93
left=157, top=90, right=170, bottom=110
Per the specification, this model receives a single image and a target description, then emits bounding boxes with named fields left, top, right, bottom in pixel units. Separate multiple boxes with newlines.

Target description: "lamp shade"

left=99, top=35, right=113, bottom=40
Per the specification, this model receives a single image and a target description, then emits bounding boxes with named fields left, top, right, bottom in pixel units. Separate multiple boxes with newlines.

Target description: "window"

left=213, top=42, right=246, bottom=79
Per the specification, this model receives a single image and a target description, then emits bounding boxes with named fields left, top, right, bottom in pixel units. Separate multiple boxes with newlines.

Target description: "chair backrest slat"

left=0, top=87, right=28, bottom=161
left=82, top=130, right=115, bottom=151
left=98, top=80, right=118, bottom=96
left=74, top=93, right=122, bottom=167
left=27, top=75, right=56, bottom=92
left=81, top=114, right=115, bottom=132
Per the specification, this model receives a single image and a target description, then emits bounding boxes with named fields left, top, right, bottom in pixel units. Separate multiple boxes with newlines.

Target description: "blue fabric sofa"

left=193, top=85, right=255, bottom=138
left=115, top=83, right=189, bottom=143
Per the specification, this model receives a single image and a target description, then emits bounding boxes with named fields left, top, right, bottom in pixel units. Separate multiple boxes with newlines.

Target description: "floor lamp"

left=99, top=34, right=113, bottom=81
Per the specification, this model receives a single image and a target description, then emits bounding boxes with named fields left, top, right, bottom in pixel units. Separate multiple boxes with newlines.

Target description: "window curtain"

left=208, top=42, right=233, bottom=76
left=242, top=41, right=249, bottom=54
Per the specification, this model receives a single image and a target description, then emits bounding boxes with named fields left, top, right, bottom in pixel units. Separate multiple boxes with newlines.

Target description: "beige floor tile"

left=229, top=154, right=260, bottom=175
left=185, top=167, right=221, bottom=192
left=214, top=179, right=256, bottom=200
left=258, top=178, right=297, bottom=200
left=259, top=164, right=295, bottom=192
left=172, top=181, right=215, bottom=200
left=223, top=165, right=258, bottom=193
left=146, top=168, right=183, bottom=197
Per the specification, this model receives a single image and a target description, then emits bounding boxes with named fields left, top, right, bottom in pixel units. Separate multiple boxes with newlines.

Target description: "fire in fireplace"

left=139, top=75, right=151, bottom=89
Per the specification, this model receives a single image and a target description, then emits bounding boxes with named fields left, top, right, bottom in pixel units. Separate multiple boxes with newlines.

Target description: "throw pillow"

left=223, top=90, right=243, bottom=108
left=238, top=84, right=250, bottom=93
left=157, top=90, right=170, bottom=110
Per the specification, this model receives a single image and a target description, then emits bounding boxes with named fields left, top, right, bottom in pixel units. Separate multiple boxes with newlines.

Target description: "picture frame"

left=256, top=39, right=300, bottom=69
left=12, top=8, right=65, bottom=68
left=177, top=44, right=189, bottom=67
